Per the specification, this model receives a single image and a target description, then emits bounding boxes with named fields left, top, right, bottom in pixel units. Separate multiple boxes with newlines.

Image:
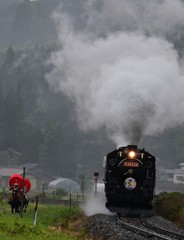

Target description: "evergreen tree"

left=4, top=46, right=15, bottom=65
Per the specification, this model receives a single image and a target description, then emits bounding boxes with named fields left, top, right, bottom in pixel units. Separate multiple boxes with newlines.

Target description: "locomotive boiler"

left=104, top=145, right=156, bottom=216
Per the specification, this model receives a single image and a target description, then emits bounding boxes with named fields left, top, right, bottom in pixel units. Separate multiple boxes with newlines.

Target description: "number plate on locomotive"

left=123, top=162, right=139, bottom=167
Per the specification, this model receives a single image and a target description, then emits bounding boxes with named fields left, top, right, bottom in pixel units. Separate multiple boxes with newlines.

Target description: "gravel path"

left=85, top=213, right=184, bottom=240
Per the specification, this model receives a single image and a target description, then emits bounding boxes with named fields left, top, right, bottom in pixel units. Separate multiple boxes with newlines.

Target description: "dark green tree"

left=3, top=46, right=15, bottom=65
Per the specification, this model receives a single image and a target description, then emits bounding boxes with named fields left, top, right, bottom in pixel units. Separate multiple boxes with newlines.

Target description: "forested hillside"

left=0, top=0, right=86, bottom=48
left=0, top=0, right=184, bottom=180
left=0, top=45, right=113, bottom=178
left=0, top=0, right=112, bottom=179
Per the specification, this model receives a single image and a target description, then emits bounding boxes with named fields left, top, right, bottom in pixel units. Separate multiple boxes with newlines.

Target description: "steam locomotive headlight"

left=128, top=151, right=136, bottom=159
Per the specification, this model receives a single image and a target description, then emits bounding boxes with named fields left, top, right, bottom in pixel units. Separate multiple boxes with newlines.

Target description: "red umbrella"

left=9, top=174, right=23, bottom=189
left=24, top=178, right=31, bottom=193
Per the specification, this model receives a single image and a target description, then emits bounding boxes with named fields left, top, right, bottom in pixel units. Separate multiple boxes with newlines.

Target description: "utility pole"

left=94, top=172, right=99, bottom=197
left=20, top=167, right=25, bottom=218
left=79, top=174, right=85, bottom=204
left=42, top=181, right=45, bottom=196
left=34, top=195, right=38, bottom=226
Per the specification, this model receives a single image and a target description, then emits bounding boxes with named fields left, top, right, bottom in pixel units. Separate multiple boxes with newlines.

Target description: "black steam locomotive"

left=104, top=145, right=156, bottom=216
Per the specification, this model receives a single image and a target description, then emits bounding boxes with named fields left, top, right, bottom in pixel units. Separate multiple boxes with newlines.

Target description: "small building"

left=20, top=163, right=54, bottom=190
left=48, top=178, right=80, bottom=193
left=0, top=167, right=36, bottom=190
left=0, top=164, right=54, bottom=191
left=173, top=163, right=184, bottom=183
left=158, top=163, right=184, bottom=184
left=0, top=167, right=22, bottom=189
left=89, top=180, right=105, bottom=193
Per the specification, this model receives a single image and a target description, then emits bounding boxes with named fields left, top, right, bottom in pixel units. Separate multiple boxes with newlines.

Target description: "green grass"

left=0, top=201, right=85, bottom=240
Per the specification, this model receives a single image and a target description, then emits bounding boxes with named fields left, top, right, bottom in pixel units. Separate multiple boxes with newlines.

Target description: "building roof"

left=0, top=167, right=23, bottom=177
left=20, top=163, right=39, bottom=170
left=48, top=178, right=78, bottom=187
left=48, top=178, right=80, bottom=192
left=165, top=169, right=184, bottom=174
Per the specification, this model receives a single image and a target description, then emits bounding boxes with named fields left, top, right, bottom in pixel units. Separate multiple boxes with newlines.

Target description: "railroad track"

left=141, top=220, right=184, bottom=240
left=116, top=214, right=184, bottom=239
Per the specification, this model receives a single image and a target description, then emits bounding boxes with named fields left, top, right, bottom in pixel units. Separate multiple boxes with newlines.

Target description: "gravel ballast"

left=85, top=213, right=184, bottom=240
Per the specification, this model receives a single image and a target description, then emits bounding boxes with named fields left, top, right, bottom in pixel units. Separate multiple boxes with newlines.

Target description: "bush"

left=53, top=188, right=68, bottom=197
left=0, top=188, right=8, bottom=202
left=154, top=192, right=184, bottom=226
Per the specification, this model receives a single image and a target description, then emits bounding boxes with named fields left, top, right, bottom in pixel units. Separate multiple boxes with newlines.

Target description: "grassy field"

left=2, top=192, right=184, bottom=239
left=0, top=200, right=87, bottom=240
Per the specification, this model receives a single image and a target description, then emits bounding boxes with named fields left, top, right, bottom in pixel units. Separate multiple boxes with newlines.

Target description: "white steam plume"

left=46, top=0, right=184, bottom=146
left=82, top=183, right=112, bottom=216
left=85, top=0, right=184, bottom=38
left=82, top=194, right=112, bottom=216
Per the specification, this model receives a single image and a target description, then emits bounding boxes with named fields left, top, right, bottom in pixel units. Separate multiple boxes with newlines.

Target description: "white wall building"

left=161, top=163, right=184, bottom=184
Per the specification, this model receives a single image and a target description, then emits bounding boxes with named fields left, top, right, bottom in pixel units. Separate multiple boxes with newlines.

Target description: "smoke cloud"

left=82, top=183, right=112, bottom=216
left=46, top=0, right=184, bottom=146
left=83, top=194, right=112, bottom=216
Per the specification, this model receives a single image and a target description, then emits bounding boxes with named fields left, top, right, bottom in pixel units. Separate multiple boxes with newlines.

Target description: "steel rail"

left=141, top=220, right=184, bottom=240
left=116, top=214, right=172, bottom=240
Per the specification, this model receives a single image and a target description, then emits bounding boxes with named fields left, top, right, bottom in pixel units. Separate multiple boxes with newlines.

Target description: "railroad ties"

left=116, top=213, right=184, bottom=240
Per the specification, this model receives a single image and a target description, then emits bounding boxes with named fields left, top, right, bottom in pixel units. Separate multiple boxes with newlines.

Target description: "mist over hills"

left=0, top=0, right=184, bottom=180
left=0, top=0, right=88, bottom=47
left=0, top=0, right=59, bottom=47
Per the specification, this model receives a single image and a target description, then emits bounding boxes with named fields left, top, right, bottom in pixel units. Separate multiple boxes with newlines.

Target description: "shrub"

left=154, top=192, right=184, bottom=226
left=53, top=188, right=68, bottom=197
